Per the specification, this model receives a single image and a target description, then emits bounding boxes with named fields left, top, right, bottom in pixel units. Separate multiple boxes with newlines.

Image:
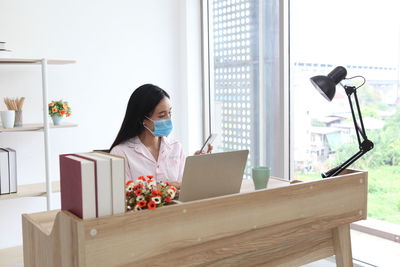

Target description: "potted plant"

left=48, top=100, right=71, bottom=125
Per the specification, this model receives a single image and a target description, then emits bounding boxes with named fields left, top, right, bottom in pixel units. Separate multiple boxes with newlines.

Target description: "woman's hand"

left=194, top=144, right=213, bottom=155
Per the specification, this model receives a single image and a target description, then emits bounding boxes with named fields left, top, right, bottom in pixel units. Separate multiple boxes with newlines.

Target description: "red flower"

left=151, top=189, right=161, bottom=195
left=133, top=184, right=143, bottom=190
left=138, top=176, right=146, bottom=181
left=147, top=175, right=154, bottom=179
left=125, top=180, right=133, bottom=186
left=147, top=179, right=154, bottom=184
left=134, top=189, right=143, bottom=196
left=165, top=196, right=172, bottom=203
left=60, top=110, right=66, bottom=115
left=138, top=200, right=147, bottom=208
left=148, top=201, right=157, bottom=210
left=165, top=181, right=171, bottom=186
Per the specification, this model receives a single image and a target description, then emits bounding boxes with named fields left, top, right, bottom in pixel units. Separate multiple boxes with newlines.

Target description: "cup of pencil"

left=4, top=97, right=25, bottom=127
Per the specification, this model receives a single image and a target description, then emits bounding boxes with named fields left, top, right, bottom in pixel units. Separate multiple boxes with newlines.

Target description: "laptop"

left=178, top=150, right=249, bottom=202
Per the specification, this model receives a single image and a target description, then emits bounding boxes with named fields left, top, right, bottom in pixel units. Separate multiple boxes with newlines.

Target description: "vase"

left=14, top=110, right=23, bottom=127
left=1, top=110, right=15, bottom=129
left=51, top=115, right=63, bottom=126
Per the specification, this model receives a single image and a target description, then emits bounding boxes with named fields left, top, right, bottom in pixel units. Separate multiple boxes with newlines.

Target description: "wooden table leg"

left=332, top=224, right=353, bottom=267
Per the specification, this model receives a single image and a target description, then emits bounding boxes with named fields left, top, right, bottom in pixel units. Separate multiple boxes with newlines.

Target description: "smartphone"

left=200, top=133, right=217, bottom=153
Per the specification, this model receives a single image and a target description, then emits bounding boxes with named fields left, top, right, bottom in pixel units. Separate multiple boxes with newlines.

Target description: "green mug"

left=252, top=166, right=271, bottom=190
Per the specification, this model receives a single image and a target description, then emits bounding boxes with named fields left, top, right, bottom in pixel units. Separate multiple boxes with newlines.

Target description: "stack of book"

left=0, top=148, right=17, bottom=195
left=60, top=152, right=125, bottom=219
left=0, top=41, right=12, bottom=57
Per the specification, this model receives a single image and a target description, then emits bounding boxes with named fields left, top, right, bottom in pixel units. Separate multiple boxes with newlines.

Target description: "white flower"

left=136, top=195, right=145, bottom=202
left=151, top=196, right=161, bottom=204
left=142, top=189, right=150, bottom=195
left=168, top=189, right=176, bottom=199
left=136, top=180, right=144, bottom=185
left=134, top=205, right=142, bottom=211
left=148, top=181, right=157, bottom=188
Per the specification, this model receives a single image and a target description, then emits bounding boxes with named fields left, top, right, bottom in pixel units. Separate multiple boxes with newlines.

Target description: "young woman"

left=110, top=84, right=211, bottom=188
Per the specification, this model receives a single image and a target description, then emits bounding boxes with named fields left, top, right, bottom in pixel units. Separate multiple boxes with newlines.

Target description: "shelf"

left=0, top=58, right=75, bottom=64
left=0, top=57, right=75, bottom=210
left=0, top=180, right=60, bottom=200
left=0, top=122, right=78, bottom=132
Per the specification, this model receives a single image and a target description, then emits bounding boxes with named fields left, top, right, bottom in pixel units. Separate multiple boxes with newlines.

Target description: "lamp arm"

left=349, top=88, right=374, bottom=151
left=321, top=85, right=374, bottom=178
left=345, top=85, right=373, bottom=141
left=322, top=150, right=365, bottom=178
left=353, top=90, right=368, bottom=137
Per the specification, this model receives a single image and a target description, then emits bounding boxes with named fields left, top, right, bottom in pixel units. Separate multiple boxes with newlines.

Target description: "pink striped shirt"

left=110, top=137, right=185, bottom=182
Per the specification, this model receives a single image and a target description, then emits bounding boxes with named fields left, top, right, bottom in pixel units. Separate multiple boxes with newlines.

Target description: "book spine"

left=92, top=152, right=126, bottom=215
left=60, top=155, right=84, bottom=219
left=0, top=149, right=10, bottom=195
left=111, top=159, right=125, bottom=214
left=72, top=154, right=99, bottom=217
left=5, top=148, right=17, bottom=193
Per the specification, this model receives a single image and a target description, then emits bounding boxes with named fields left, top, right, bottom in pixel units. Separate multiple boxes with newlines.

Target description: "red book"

left=60, top=154, right=96, bottom=219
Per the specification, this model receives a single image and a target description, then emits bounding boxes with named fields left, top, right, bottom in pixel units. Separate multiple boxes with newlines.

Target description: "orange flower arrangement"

left=48, top=100, right=71, bottom=117
left=125, top=175, right=177, bottom=211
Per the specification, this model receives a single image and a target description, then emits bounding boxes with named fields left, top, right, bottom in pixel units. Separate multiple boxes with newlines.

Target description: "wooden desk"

left=22, top=169, right=367, bottom=267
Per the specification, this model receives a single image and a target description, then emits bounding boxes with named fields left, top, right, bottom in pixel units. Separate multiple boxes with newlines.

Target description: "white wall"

left=0, top=0, right=203, bottom=249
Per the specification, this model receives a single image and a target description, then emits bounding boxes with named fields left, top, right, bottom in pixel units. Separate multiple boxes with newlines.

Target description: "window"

left=204, top=0, right=286, bottom=178
left=290, top=0, right=400, bottom=225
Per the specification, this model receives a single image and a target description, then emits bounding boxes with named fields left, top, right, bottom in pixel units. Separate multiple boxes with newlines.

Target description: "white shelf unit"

left=0, top=58, right=76, bottom=210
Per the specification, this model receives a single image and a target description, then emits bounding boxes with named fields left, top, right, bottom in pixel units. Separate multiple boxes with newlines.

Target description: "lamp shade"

left=310, top=66, right=347, bottom=101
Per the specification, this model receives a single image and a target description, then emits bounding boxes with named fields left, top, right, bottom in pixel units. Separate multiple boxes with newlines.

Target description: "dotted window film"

left=212, top=0, right=258, bottom=178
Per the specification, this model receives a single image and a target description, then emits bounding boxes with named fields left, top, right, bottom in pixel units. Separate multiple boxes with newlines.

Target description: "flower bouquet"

left=48, top=100, right=71, bottom=125
left=125, top=175, right=178, bottom=211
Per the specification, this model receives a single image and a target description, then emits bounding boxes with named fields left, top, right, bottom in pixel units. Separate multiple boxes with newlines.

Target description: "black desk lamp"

left=310, top=66, right=374, bottom=178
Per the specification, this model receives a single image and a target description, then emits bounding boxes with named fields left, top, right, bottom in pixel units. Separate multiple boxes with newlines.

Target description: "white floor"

left=351, top=230, right=400, bottom=267
left=300, top=229, right=400, bottom=267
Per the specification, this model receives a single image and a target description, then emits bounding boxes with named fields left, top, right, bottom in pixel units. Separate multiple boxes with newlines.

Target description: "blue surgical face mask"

left=144, top=116, right=173, bottom=137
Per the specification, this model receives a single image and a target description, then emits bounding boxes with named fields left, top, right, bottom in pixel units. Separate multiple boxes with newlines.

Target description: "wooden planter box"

left=22, top=169, right=367, bottom=267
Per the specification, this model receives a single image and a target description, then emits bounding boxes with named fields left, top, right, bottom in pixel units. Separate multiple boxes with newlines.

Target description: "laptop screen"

left=178, top=150, right=249, bottom=202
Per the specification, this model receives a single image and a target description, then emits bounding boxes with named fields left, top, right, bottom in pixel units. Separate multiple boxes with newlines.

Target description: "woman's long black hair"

left=110, top=84, right=170, bottom=151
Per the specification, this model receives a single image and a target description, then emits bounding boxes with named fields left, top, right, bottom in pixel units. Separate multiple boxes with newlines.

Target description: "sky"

left=290, top=0, right=400, bottom=67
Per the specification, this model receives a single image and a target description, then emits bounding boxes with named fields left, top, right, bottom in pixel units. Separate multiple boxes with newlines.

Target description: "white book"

left=77, top=153, right=113, bottom=217
left=0, top=149, right=10, bottom=194
left=4, top=148, right=17, bottom=193
left=92, top=152, right=125, bottom=215
left=0, top=50, right=12, bottom=58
